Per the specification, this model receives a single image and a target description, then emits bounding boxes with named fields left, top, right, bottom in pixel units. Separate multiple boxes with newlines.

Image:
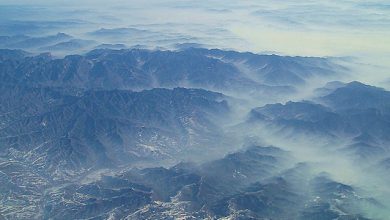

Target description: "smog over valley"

left=0, top=1, right=390, bottom=219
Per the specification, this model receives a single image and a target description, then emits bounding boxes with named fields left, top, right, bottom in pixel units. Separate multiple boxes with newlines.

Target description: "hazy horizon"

left=1, top=2, right=390, bottom=219
left=1, top=0, right=389, bottom=88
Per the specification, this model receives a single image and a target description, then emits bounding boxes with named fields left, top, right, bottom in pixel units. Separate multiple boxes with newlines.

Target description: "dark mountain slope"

left=0, top=85, right=229, bottom=180
left=0, top=48, right=343, bottom=95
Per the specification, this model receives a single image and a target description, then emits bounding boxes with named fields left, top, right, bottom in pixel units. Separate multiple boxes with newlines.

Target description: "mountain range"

left=0, top=48, right=388, bottom=219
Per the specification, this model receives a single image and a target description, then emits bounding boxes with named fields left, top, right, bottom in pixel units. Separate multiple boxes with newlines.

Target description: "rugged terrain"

left=0, top=48, right=388, bottom=219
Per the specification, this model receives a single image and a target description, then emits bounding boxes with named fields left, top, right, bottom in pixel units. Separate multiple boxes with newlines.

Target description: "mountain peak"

left=320, top=81, right=390, bottom=111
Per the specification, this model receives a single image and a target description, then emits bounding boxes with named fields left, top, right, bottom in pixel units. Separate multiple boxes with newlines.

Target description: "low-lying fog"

left=1, top=0, right=390, bottom=219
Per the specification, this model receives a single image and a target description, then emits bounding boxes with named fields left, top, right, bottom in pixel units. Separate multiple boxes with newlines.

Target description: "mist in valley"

left=1, top=1, right=390, bottom=219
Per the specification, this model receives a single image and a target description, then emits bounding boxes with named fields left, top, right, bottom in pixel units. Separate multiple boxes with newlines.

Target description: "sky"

left=0, top=0, right=389, bottom=86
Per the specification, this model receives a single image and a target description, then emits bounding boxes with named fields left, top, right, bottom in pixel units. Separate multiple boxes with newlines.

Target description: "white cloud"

left=1, top=0, right=389, bottom=85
